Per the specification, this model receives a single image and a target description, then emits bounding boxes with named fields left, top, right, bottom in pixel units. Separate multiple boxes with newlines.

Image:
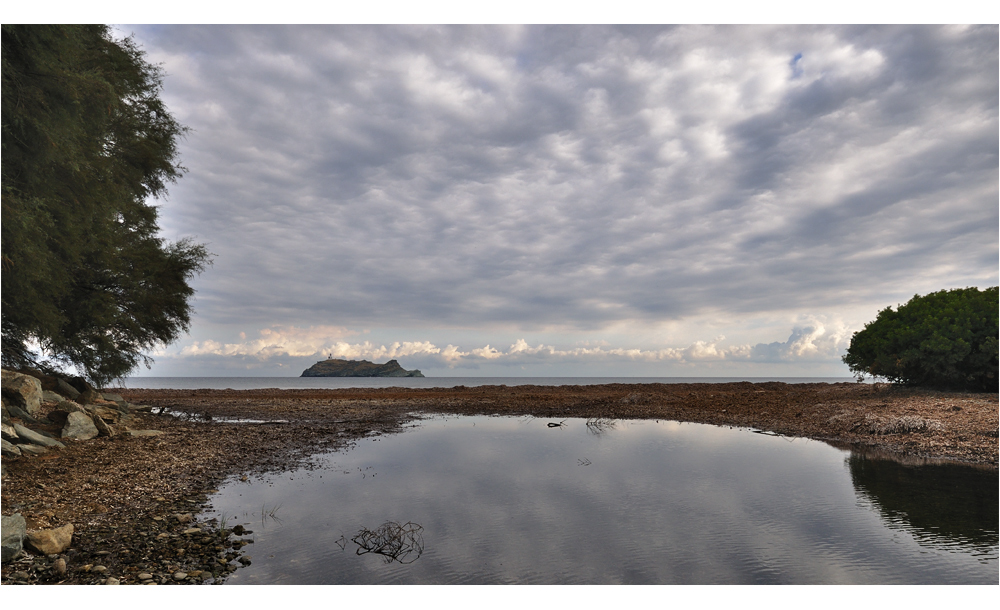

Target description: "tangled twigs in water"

left=352, top=521, right=424, bottom=564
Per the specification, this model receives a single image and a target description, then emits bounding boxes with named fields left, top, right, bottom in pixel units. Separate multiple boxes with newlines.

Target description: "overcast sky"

left=116, top=24, right=997, bottom=378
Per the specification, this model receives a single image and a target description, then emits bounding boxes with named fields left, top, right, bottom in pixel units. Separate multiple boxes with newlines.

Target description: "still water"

left=120, top=376, right=856, bottom=390
left=204, top=416, right=997, bottom=584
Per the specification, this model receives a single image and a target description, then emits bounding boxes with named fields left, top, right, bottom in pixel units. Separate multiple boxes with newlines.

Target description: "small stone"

left=238, top=555, right=252, bottom=565
left=105, top=577, right=120, bottom=585
left=92, top=565, right=107, bottom=573
left=138, top=572, right=153, bottom=580
left=173, top=571, right=188, bottom=581
left=52, top=557, right=67, bottom=576
left=182, top=528, right=201, bottom=535
left=13, top=570, right=30, bottom=580
left=231, top=525, right=245, bottom=535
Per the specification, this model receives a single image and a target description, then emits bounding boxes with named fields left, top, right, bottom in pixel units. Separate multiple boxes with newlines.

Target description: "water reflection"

left=848, top=453, right=999, bottom=554
left=206, top=416, right=998, bottom=585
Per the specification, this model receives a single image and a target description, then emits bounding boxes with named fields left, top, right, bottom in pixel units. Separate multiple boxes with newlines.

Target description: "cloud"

left=118, top=25, right=995, bottom=376
left=168, top=320, right=851, bottom=370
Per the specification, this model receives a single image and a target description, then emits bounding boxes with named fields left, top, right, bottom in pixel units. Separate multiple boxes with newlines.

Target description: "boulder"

left=62, top=411, right=99, bottom=440
left=77, top=388, right=103, bottom=405
left=88, top=405, right=122, bottom=424
left=1, top=514, right=26, bottom=562
left=25, top=523, right=73, bottom=555
left=102, top=393, right=126, bottom=403
left=12, top=424, right=66, bottom=448
left=57, top=400, right=87, bottom=414
left=42, top=390, right=65, bottom=403
left=6, top=403, right=42, bottom=424
left=18, top=444, right=49, bottom=455
left=1, top=421, right=17, bottom=442
left=1, top=438, right=21, bottom=457
left=1, top=370, right=43, bottom=416
left=55, top=379, right=81, bottom=400
left=91, top=413, right=115, bottom=438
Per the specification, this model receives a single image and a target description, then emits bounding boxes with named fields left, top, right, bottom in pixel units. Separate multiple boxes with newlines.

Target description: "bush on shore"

left=842, top=287, right=998, bottom=392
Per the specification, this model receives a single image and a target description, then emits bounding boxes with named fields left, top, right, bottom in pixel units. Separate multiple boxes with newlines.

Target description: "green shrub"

left=842, top=287, right=998, bottom=392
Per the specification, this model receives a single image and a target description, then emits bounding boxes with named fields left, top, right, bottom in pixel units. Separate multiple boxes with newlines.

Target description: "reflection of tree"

left=848, top=454, right=998, bottom=552
left=352, top=521, right=424, bottom=564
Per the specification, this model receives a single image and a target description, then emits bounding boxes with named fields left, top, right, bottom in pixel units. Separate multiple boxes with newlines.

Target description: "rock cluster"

left=1, top=368, right=164, bottom=574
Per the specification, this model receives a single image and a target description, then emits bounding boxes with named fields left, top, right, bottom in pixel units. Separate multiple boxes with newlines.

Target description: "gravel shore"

left=2, top=381, right=996, bottom=584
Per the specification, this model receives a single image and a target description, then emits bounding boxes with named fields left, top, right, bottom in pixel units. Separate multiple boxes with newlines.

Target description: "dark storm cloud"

left=132, top=25, right=997, bottom=333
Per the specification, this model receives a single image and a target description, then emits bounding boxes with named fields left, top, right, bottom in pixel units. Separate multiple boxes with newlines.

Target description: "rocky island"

left=300, top=358, right=424, bottom=378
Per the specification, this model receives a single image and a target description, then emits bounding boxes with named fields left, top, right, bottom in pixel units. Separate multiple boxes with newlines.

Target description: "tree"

left=2, top=25, right=210, bottom=387
left=842, top=287, right=998, bottom=392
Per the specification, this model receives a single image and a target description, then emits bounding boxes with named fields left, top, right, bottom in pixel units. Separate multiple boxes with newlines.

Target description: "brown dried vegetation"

left=2, top=381, right=996, bottom=584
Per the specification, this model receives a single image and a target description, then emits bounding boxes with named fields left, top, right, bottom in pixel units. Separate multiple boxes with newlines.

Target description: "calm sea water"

left=117, top=376, right=857, bottom=390
left=203, top=416, right=997, bottom=585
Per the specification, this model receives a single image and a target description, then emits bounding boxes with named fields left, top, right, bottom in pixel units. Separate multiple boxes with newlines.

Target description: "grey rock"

left=1, top=514, right=26, bottom=563
left=56, top=400, right=87, bottom=414
left=7, top=403, right=42, bottom=425
left=1, top=421, right=18, bottom=442
left=105, top=577, right=120, bottom=585
left=42, top=390, right=65, bottom=403
left=91, top=413, right=115, bottom=437
left=62, top=411, right=99, bottom=440
left=102, top=393, right=125, bottom=403
left=172, top=571, right=188, bottom=580
left=53, top=557, right=67, bottom=576
left=13, top=424, right=65, bottom=448
left=1, top=370, right=43, bottom=416
left=18, top=444, right=49, bottom=455
left=77, top=388, right=102, bottom=404
left=55, top=379, right=81, bottom=400
left=88, top=405, right=122, bottom=424
left=1, top=439, right=21, bottom=457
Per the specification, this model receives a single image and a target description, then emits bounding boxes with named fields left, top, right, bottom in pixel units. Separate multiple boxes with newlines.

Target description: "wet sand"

left=2, top=381, right=996, bottom=584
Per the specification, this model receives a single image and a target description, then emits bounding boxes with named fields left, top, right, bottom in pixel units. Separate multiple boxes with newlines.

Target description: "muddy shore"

left=2, top=381, right=996, bottom=584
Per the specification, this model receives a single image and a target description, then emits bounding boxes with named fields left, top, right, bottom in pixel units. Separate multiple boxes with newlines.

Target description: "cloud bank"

left=118, top=25, right=996, bottom=376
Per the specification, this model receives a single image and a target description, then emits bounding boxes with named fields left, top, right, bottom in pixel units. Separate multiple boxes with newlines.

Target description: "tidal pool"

left=203, top=415, right=998, bottom=584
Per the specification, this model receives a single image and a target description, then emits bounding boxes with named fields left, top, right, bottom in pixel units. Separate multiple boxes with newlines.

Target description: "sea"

left=114, top=376, right=858, bottom=390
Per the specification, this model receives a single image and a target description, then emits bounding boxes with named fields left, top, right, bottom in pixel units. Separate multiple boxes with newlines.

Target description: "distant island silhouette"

left=300, top=358, right=424, bottom=378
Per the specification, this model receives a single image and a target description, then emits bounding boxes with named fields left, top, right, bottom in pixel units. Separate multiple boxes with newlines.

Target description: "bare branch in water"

left=352, top=521, right=424, bottom=564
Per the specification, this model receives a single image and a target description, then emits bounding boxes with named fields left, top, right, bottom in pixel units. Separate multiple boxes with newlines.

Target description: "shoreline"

left=2, top=381, right=996, bottom=584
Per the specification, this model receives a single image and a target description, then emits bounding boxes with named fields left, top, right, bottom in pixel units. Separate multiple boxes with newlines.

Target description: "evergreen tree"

left=842, top=287, right=998, bottom=392
left=2, top=25, right=210, bottom=386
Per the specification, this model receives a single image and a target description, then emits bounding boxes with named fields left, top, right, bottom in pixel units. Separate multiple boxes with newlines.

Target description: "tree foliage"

left=2, top=25, right=209, bottom=387
left=842, top=287, right=998, bottom=392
